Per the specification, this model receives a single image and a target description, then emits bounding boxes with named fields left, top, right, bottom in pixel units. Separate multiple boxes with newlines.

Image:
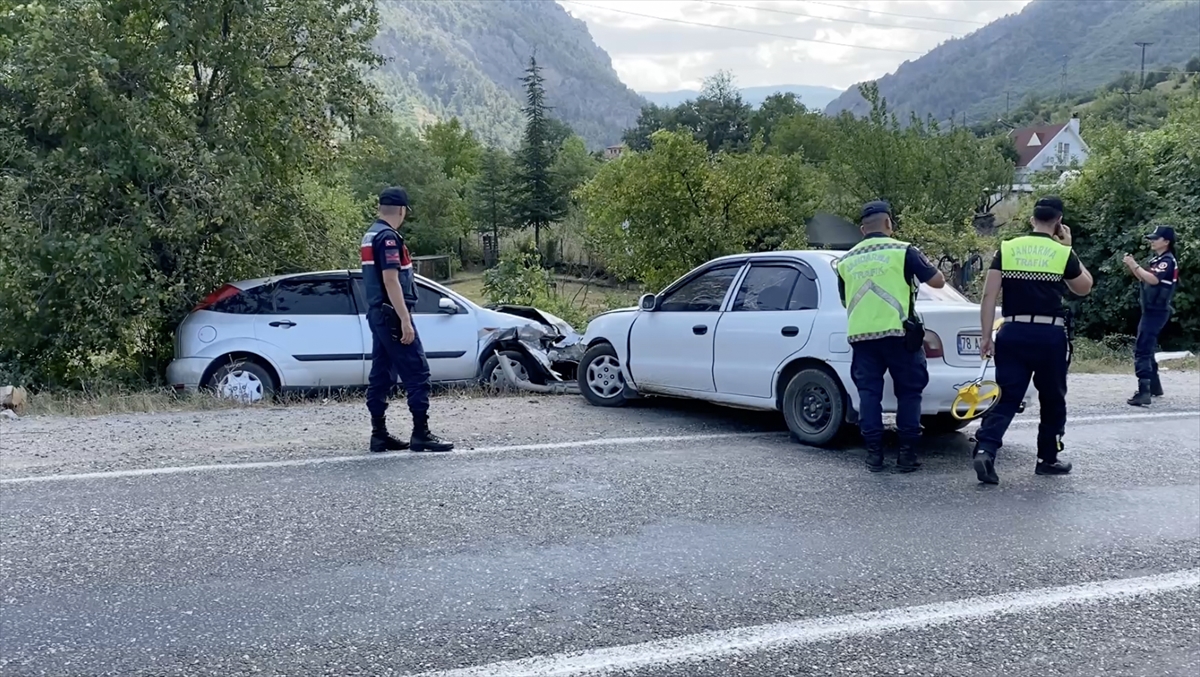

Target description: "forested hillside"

left=826, top=0, right=1200, bottom=125
left=373, top=0, right=644, bottom=149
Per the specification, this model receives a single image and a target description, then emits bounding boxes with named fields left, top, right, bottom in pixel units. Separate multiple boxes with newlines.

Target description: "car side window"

left=271, top=278, right=355, bottom=315
left=788, top=275, right=819, bottom=311
left=413, top=283, right=452, bottom=314
left=733, top=266, right=800, bottom=312
left=213, top=286, right=272, bottom=314
left=659, top=266, right=740, bottom=312
left=350, top=276, right=367, bottom=314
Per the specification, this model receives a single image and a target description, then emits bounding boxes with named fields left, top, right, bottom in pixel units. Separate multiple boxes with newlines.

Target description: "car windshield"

left=917, top=284, right=970, bottom=303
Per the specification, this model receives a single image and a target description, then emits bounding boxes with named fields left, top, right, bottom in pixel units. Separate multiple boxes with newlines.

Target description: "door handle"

left=781, top=326, right=799, bottom=337
left=269, top=320, right=296, bottom=328
left=692, top=324, right=708, bottom=335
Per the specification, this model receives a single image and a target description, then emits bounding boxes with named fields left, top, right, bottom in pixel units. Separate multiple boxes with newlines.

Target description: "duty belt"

left=1003, top=314, right=1065, bottom=327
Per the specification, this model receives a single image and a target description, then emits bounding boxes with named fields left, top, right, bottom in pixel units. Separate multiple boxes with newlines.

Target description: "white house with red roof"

left=1008, top=116, right=1090, bottom=191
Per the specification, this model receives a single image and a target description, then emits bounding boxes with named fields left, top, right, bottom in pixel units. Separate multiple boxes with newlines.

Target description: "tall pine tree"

left=514, top=55, right=566, bottom=251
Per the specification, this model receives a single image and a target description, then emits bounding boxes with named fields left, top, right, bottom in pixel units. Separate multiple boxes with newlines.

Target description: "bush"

left=481, top=251, right=590, bottom=329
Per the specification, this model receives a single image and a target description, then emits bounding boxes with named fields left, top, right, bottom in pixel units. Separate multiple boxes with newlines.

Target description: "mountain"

left=641, top=84, right=843, bottom=110
left=372, top=0, right=645, bottom=150
left=824, top=0, right=1200, bottom=126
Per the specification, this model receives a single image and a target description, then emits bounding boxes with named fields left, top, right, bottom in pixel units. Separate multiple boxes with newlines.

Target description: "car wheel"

left=921, top=412, right=972, bottom=435
left=781, top=367, right=845, bottom=447
left=206, top=359, right=276, bottom=404
left=578, top=343, right=628, bottom=407
left=481, top=350, right=545, bottom=390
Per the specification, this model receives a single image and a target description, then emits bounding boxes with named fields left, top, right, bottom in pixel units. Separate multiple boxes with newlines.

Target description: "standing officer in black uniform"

left=361, top=187, right=454, bottom=453
left=1124, top=225, right=1179, bottom=406
left=973, top=197, right=1093, bottom=485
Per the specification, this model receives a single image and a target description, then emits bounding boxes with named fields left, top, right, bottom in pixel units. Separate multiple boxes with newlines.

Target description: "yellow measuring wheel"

left=950, top=318, right=1005, bottom=421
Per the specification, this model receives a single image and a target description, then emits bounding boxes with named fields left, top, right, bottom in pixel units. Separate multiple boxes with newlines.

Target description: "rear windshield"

left=917, top=284, right=970, bottom=303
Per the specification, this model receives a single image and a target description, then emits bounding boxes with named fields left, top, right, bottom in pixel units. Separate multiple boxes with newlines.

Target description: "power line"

left=802, top=1, right=988, bottom=26
left=699, top=0, right=964, bottom=36
left=558, top=0, right=927, bottom=55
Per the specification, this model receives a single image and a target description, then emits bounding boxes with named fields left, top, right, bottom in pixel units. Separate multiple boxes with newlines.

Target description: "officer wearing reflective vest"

left=1123, top=225, right=1179, bottom=406
left=361, top=186, right=454, bottom=454
left=974, top=196, right=1092, bottom=485
left=836, top=200, right=945, bottom=473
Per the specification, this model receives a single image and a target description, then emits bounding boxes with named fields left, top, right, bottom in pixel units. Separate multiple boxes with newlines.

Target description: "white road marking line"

left=3, top=410, right=1195, bottom=486
left=0, top=432, right=781, bottom=485
left=410, top=569, right=1200, bottom=677
left=1003, top=410, right=1198, bottom=426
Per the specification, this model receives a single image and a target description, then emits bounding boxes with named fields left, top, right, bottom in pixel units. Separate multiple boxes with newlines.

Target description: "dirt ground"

left=1, top=372, right=1196, bottom=480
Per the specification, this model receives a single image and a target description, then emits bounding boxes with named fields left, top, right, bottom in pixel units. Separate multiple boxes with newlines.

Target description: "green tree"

left=513, top=55, right=566, bottom=251
left=471, top=146, right=517, bottom=242
left=578, top=130, right=794, bottom=290
left=0, top=0, right=381, bottom=387
left=749, top=92, right=807, bottom=146
left=423, top=118, right=483, bottom=182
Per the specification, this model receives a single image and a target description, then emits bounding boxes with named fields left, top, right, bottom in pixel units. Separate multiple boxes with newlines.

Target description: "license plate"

left=958, top=334, right=982, bottom=355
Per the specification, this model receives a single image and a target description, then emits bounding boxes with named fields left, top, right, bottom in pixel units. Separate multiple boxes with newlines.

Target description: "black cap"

left=1033, top=195, right=1064, bottom=221
left=860, top=200, right=892, bottom=221
left=1146, top=225, right=1176, bottom=243
left=378, top=186, right=410, bottom=207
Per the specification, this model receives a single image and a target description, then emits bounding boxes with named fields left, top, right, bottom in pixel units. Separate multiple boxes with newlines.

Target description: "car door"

left=713, top=262, right=821, bottom=399
left=409, top=280, right=478, bottom=382
left=254, top=274, right=366, bottom=388
left=627, top=263, right=744, bottom=393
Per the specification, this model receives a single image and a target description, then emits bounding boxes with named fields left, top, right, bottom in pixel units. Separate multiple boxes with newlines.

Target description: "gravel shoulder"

left=1, top=372, right=1196, bottom=480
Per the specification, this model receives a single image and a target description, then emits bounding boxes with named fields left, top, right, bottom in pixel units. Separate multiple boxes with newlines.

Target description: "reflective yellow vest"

left=836, top=237, right=913, bottom=342
left=999, top=235, right=1071, bottom=280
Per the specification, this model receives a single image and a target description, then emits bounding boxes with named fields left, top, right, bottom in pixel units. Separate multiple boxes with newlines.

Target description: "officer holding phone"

left=361, top=187, right=454, bottom=453
left=1124, top=225, right=1179, bottom=406
left=973, top=197, right=1093, bottom=485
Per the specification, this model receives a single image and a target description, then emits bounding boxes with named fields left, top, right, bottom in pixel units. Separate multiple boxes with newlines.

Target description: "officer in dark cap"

left=973, top=196, right=1093, bottom=485
left=836, top=200, right=945, bottom=473
left=1123, top=225, right=1179, bottom=406
left=360, top=186, right=454, bottom=453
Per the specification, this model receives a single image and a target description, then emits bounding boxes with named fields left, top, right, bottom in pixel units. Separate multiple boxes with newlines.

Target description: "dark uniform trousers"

left=365, top=308, right=431, bottom=421
left=851, top=336, right=929, bottom=447
left=975, top=323, right=1068, bottom=457
left=1134, top=310, right=1170, bottom=381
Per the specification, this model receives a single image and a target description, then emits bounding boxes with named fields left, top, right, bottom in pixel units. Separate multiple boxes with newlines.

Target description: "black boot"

left=864, top=445, right=885, bottom=472
left=411, top=415, right=454, bottom=453
left=973, top=446, right=999, bottom=485
left=1150, top=372, right=1164, bottom=397
left=1035, top=441, right=1072, bottom=476
left=894, top=443, right=921, bottom=473
left=370, top=416, right=409, bottom=453
left=1127, top=379, right=1152, bottom=407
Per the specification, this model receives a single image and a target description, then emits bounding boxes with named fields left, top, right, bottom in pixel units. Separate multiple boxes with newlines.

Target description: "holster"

left=902, top=281, right=924, bottom=353
left=381, top=303, right=405, bottom=343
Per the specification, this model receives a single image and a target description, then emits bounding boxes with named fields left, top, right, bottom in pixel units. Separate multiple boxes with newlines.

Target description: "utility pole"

left=1005, top=91, right=1011, bottom=115
left=1135, top=41, right=1154, bottom=89
left=1059, top=56, right=1068, bottom=101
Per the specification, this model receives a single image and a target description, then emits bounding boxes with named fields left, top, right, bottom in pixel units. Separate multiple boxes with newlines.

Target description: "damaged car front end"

left=482, top=304, right=585, bottom=391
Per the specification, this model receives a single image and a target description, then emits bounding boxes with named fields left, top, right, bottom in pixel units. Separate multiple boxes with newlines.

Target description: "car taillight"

left=923, top=330, right=944, bottom=359
left=194, top=284, right=240, bottom=311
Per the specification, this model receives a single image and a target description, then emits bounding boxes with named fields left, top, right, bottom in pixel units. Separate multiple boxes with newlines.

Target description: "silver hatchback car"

left=166, top=270, right=580, bottom=402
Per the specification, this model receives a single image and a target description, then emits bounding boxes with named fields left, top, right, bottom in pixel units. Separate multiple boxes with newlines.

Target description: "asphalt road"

left=2, top=401, right=1198, bottom=676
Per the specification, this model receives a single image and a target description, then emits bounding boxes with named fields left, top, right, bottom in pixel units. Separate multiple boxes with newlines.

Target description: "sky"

left=556, top=0, right=1035, bottom=93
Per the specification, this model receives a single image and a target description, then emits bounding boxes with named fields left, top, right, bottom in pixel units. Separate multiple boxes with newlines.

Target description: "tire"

left=781, top=367, right=846, bottom=447
left=481, top=350, right=545, bottom=390
left=921, top=412, right=972, bottom=435
left=577, top=343, right=629, bottom=407
left=206, top=358, right=276, bottom=404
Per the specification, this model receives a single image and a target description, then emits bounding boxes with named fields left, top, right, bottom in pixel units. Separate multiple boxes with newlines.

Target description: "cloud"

left=557, top=0, right=1032, bottom=92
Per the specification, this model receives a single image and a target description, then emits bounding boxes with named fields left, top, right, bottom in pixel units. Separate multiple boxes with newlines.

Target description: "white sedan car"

left=166, top=270, right=579, bottom=402
left=576, top=251, right=1029, bottom=446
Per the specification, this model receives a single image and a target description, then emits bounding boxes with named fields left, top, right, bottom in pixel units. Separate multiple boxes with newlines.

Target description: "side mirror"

left=438, top=297, right=458, bottom=314
left=639, top=293, right=658, bottom=311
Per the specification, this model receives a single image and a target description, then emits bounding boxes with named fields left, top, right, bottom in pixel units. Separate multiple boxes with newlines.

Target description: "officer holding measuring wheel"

left=973, top=196, right=1093, bottom=485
